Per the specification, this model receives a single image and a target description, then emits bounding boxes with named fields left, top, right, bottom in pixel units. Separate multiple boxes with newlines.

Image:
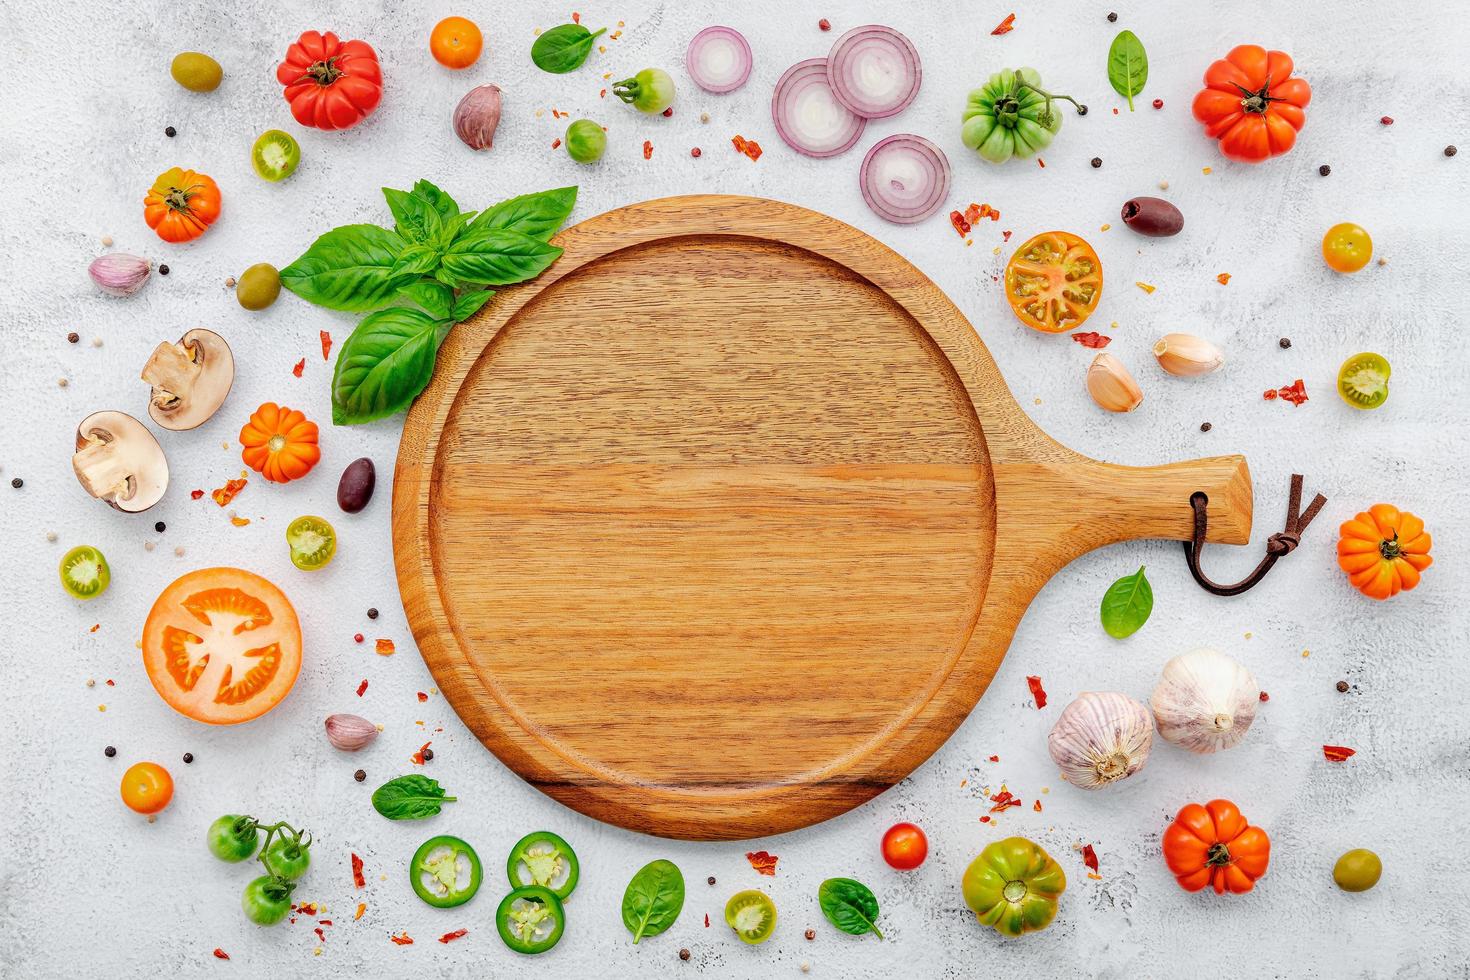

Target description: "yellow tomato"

left=120, top=761, right=174, bottom=814
left=1322, top=223, right=1372, bottom=273
left=430, top=17, right=483, bottom=69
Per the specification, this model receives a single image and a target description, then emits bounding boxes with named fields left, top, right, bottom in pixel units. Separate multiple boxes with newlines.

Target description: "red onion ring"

left=771, top=58, right=866, bottom=158
left=826, top=25, right=922, bottom=119
left=859, top=135, right=951, bottom=224
left=686, top=26, right=752, bottom=94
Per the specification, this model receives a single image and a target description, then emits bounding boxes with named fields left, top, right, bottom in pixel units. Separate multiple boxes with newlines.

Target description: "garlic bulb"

left=1086, top=353, right=1144, bottom=412
left=1153, top=333, right=1225, bottom=377
left=1150, top=648, right=1259, bottom=753
left=1047, top=691, right=1154, bottom=790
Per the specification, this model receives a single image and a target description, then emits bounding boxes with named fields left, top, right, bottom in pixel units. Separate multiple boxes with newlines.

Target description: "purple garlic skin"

left=89, top=253, right=152, bottom=296
left=454, top=84, right=503, bottom=151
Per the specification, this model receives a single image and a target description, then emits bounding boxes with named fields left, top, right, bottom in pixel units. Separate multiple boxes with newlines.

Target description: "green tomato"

left=1333, top=849, right=1382, bottom=892
left=264, top=834, right=312, bottom=881
left=252, top=130, right=300, bottom=182
left=286, top=515, right=336, bottom=570
left=242, top=875, right=294, bottom=926
left=961, top=836, right=1066, bottom=936
left=59, top=545, right=109, bottom=600
left=961, top=67, right=1085, bottom=164
left=613, top=68, right=675, bottom=113
left=207, top=815, right=261, bottom=863
left=565, top=119, right=607, bottom=163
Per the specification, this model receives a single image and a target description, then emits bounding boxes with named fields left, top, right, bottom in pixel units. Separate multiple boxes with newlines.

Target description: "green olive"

left=565, top=120, right=607, bottom=164
left=170, top=52, right=223, bottom=93
left=1332, top=849, right=1382, bottom=892
left=236, top=263, right=281, bottom=311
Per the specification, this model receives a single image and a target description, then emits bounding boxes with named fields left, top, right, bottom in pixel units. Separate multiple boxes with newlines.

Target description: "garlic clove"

left=1153, top=333, right=1225, bottom=377
left=1150, top=648, right=1259, bottom=754
left=454, top=84, right=503, bottom=151
left=89, top=253, right=152, bottom=297
left=1086, top=353, right=1144, bottom=412
left=1047, top=691, right=1154, bottom=790
left=325, top=713, right=379, bottom=751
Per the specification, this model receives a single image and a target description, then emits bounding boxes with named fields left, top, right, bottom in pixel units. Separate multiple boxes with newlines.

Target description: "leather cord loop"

left=1184, top=474, right=1327, bottom=596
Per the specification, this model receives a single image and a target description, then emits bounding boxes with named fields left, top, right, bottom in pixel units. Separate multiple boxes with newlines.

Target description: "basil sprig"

left=280, top=180, right=577, bottom=425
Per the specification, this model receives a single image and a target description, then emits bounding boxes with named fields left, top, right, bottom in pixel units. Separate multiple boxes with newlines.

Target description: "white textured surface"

left=2, top=2, right=1468, bottom=978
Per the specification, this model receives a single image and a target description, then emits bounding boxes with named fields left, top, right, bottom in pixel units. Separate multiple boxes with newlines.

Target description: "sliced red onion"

left=826, top=25, right=921, bottom=119
left=771, top=58, right=866, bottom=158
left=686, top=26, right=752, bottom=94
left=859, top=135, right=951, bottom=224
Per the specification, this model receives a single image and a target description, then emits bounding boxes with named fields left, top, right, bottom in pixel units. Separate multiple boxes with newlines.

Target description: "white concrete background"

left=2, top=1, right=1468, bottom=977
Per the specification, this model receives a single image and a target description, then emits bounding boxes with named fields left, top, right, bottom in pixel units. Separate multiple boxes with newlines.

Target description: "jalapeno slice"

left=496, top=885, right=565, bottom=954
left=410, top=835, right=482, bottom=908
left=506, top=831, right=580, bottom=900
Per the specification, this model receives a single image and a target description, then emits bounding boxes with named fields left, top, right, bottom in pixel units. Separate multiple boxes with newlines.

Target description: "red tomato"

left=882, top=822, right=928, bottom=870
left=1191, top=45, right=1311, bottom=163
left=275, top=30, right=382, bottom=131
left=121, top=762, right=174, bottom=814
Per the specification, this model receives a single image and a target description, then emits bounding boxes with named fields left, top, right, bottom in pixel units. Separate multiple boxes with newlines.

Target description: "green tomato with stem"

left=962, top=67, right=1087, bottom=164
left=242, top=875, right=294, bottom=926
left=207, top=814, right=261, bottom=863
left=613, top=68, right=675, bottom=113
left=565, top=119, right=607, bottom=163
left=264, top=831, right=312, bottom=880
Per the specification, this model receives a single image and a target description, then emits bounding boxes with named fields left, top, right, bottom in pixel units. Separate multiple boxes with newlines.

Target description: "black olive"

left=1120, top=196, right=1184, bottom=237
left=337, top=457, right=376, bottom=513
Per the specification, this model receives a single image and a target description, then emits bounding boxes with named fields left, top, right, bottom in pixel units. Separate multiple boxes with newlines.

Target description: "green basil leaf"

left=441, top=227, right=563, bottom=286
left=620, top=859, right=684, bottom=944
left=1100, top=565, right=1153, bottom=638
left=331, top=307, right=449, bottom=425
left=280, top=224, right=413, bottom=312
left=398, top=280, right=456, bottom=319
left=817, top=878, right=883, bottom=939
left=433, top=266, right=458, bottom=287
left=531, top=24, right=607, bottom=74
left=411, top=178, right=459, bottom=220
left=370, top=774, right=458, bottom=820
left=1107, top=30, right=1148, bottom=112
left=389, top=243, right=441, bottom=278
left=469, top=186, right=578, bottom=241
left=436, top=212, right=474, bottom=249
left=383, top=187, right=444, bottom=244
left=451, top=289, right=495, bottom=322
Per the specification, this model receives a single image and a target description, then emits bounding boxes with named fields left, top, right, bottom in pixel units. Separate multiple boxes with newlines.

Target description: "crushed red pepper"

left=966, top=202, right=1000, bottom=224
left=1259, top=691, right=1270, bottom=702
left=417, top=691, right=429, bottom=702
left=745, top=851, right=779, bottom=876
left=704, top=913, right=710, bottom=927
left=191, top=489, right=205, bottom=500
left=389, top=932, right=414, bottom=945
left=1033, top=799, right=1043, bottom=812
left=979, top=815, right=991, bottom=823
left=1267, top=378, right=1309, bottom=405
left=731, top=135, right=763, bottom=161
left=320, top=331, right=332, bottom=361
left=212, top=948, right=230, bottom=960
left=352, top=852, right=365, bottom=889
left=988, top=790, right=1022, bottom=813
left=376, top=638, right=396, bottom=656
left=211, top=477, right=246, bottom=507
left=292, top=358, right=305, bottom=378
left=949, top=210, right=971, bottom=236
left=551, top=138, right=562, bottom=149
left=1072, top=331, right=1112, bottom=348
left=1217, top=273, right=1232, bottom=285
left=1323, top=745, right=1356, bottom=762
left=988, top=755, right=1000, bottom=762
left=356, top=679, right=369, bottom=697
left=1026, top=675, right=1048, bottom=708
left=643, top=140, right=653, bottom=159
left=1002, top=229, right=1012, bottom=242
left=438, top=929, right=468, bottom=944
left=991, top=13, right=1017, bottom=35
left=354, top=903, right=366, bottom=921
left=314, top=926, right=326, bottom=943
left=1082, top=844, right=1099, bottom=873
left=411, top=741, right=433, bottom=765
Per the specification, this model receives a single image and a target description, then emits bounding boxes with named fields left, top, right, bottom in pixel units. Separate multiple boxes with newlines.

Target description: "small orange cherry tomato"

left=120, top=761, right=174, bottom=814
left=240, top=402, right=321, bottom=484
left=1322, top=222, right=1372, bottom=273
left=881, top=822, right=928, bottom=870
left=430, top=17, right=483, bottom=69
left=143, top=168, right=222, bottom=243
left=1004, top=231, right=1103, bottom=332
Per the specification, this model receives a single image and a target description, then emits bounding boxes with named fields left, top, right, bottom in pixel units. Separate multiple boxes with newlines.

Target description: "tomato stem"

left=305, top=57, right=344, bottom=86
left=1379, top=532, right=1401, bottom=560
left=1231, top=76, right=1284, bottom=114
left=1205, top=842, right=1232, bottom=867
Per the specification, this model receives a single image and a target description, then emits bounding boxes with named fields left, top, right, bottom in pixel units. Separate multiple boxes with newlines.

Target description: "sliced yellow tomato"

left=142, top=567, right=302, bottom=725
left=1004, top=231, right=1103, bottom=332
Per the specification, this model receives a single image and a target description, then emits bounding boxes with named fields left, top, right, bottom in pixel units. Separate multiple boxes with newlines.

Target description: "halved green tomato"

left=725, top=889, right=777, bottom=945
left=60, top=545, right=110, bottom=599
left=1337, top=352, right=1390, bottom=410
left=507, top=831, right=579, bottom=900
left=286, top=515, right=336, bottom=571
left=411, top=835, right=482, bottom=908
left=252, top=130, right=301, bottom=182
left=496, top=885, right=565, bottom=954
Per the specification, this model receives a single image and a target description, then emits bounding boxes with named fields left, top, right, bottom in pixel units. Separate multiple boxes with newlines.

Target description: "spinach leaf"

left=817, top=878, right=883, bottom=940
left=1100, top=565, right=1153, bottom=638
left=398, top=280, right=456, bottom=319
left=469, top=186, right=578, bottom=241
left=370, top=774, right=458, bottom=820
left=620, top=859, right=684, bottom=943
left=280, top=224, right=412, bottom=312
left=383, top=187, right=444, bottom=244
left=441, top=227, right=563, bottom=286
left=531, top=24, right=606, bottom=74
left=410, top=178, right=459, bottom=220
left=452, top=289, right=495, bottom=321
left=1107, top=30, right=1148, bottom=111
left=331, top=307, right=450, bottom=425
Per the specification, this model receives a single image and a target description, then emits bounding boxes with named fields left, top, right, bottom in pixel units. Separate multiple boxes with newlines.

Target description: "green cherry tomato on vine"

left=264, top=833, right=312, bottom=880
left=286, top=515, right=336, bottom=570
left=565, top=119, right=607, bottom=163
left=242, top=875, right=295, bottom=925
left=1337, top=352, right=1390, bottom=410
left=207, top=815, right=261, bottom=863
left=1322, top=222, right=1372, bottom=273
left=1333, top=848, right=1382, bottom=892
left=613, top=68, right=675, bottom=113
left=59, top=544, right=110, bottom=599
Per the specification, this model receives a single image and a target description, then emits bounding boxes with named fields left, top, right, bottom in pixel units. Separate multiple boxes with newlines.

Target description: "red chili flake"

left=704, top=913, right=710, bottom=927
left=411, top=741, right=433, bottom=765
left=1259, top=691, right=1270, bottom=702
left=438, top=929, right=468, bottom=944
left=988, top=755, right=999, bottom=762
left=352, top=853, right=365, bottom=889
left=1152, top=98, right=1164, bottom=109
left=89, top=623, right=100, bottom=633
left=376, top=638, right=396, bottom=656
left=319, top=919, right=333, bottom=927
left=643, top=140, right=653, bottom=159
left=292, top=358, right=305, bottom=378
left=389, top=932, right=414, bottom=946
left=979, top=815, right=991, bottom=823
left=1277, top=378, right=1309, bottom=405
left=662, top=107, right=673, bottom=117
left=1026, top=675, right=1047, bottom=708
left=818, top=17, right=831, bottom=30
left=212, top=948, right=230, bottom=960
left=1033, top=799, right=1042, bottom=812
left=948, top=210, right=971, bottom=237
left=572, top=11, right=580, bottom=24
left=1082, top=844, right=1100, bottom=873
left=314, top=927, right=326, bottom=943
left=1380, top=115, right=1393, bottom=125
left=211, top=477, right=246, bottom=507
left=320, top=331, right=332, bottom=361
left=1323, top=744, right=1357, bottom=762
left=988, top=790, right=1021, bottom=813
left=551, top=138, right=562, bottom=149
left=1263, top=388, right=1278, bottom=400
left=191, top=489, right=205, bottom=500
left=745, top=851, right=779, bottom=876
left=294, top=903, right=318, bottom=916
left=1002, top=229, right=1012, bottom=242
left=732, top=135, right=764, bottom=161
left=991, top=13, right=1017, bottom=35
left=691, top=147, right=701, bottom=157
left=1217, top=272, right=1232, bottom=285
left=599, top=88, right=606, bottom=98
left=1072, top=331, right=1112, bottom=349
left=1037, top=157, right=1046, bottom=168
left=417, top=691, right=429, bottom=702
left=356, top=679, right=368, bottom=697
left=354, top=903, right=366, bottom=921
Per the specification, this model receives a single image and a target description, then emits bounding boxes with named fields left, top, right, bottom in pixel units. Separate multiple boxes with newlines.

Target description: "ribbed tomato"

left=1191, top=45, right=1310, bottom=163
left=276, top=30, right=382, bottom=130
left=143, top=168, right=221, bottom=243
left=142, top=568, right=302, bottom=724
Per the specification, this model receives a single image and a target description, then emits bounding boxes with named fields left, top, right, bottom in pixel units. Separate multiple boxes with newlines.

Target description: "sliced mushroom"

left=72, top=411, right=169, bottom=513
left=141, top=328, right=235, bottom=430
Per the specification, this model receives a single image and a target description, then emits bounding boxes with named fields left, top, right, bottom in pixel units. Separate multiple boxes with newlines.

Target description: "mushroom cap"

left=144, top=328, right=235, bottom=430
left=73, top=410, right=169, bottom=513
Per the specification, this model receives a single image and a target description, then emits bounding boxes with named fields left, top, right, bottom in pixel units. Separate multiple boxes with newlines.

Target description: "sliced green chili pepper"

left=410, top=835, right=483, bottom=908
left=496, top=885, right=565, bottom=954
left=507, top=831, right=579, bottom=900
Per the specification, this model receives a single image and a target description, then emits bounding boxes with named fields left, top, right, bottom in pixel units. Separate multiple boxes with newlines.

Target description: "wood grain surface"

left=393, top=196, right=1253, bottom=840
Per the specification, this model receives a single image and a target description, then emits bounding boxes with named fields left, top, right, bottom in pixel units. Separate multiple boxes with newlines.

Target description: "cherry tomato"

left=881, top=822, right=928, bottom=870
left=1322, top=222, right=1372, bottom=273
left=120, top=761, right=174, bottom=814
left=1337, top=352, right=1390, bottom=410
left=430, top=16, right=483, bottom=69
left=207, top=814, right=261, bottom=862
left=287, top=515, right=337, bottom=571
left=242, top=875, right=294, bottom=925
left=264, top=832, right=312, bottom=880
left=59, top=544, right=109, bottom=600
left=1004, top=231, right=1103, bottom=332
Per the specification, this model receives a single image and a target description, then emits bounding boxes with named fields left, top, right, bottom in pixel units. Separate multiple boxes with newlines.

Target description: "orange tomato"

left=1191, top=45, right=1311, bottom=163
left=1337, top=504, right=1432, bottom=599
left=142, top=567, right=303, bottom=725
left=881, top=822, right=928, bottom=870
left=1322, top=223, right=1372, bottom=273
left=1004, top=231, right=1103, bottom=332
left=430, top=16, right=483, bottom=69
left=240, top=402, right=321, bottom=483
left=121, top=761, right=174, bottom=814
left=143, top=168, right=221, bottom=243
left=1163, top=799, right=1269, bottom=895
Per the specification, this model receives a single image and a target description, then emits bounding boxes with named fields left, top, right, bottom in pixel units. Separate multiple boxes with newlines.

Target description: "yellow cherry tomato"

left=1322, top=222, right=1372, bottom=273
left=120, top=761, right=174, bottom=814
left=430, top=16, right=483, bottom=69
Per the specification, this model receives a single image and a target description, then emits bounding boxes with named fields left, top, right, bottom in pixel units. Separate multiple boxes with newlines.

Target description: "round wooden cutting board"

left=394, top=196, right=1253, bottom=840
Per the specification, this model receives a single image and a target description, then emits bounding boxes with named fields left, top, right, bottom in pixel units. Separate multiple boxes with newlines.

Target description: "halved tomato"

left=142, top=567, right=302, bottom=725
left=1004, top=231, right=1104, bottom=333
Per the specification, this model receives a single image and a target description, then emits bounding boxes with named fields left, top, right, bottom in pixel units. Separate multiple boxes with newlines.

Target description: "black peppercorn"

left=182, top=752, right=194, bottom=763
left=1447, top=145, right=1458, bottom=157
left=367, top=607, right=379, bottom=619
left=155, top=521, right=166, bottom=533
left=10, top=478, right=21, bottom=489
left=679, top=949, right=691, bottom=961
left=422, top=748, right=434, bottom=761
left=104, top=745, right=117, bottom=758
left=1107, top=11, right=1118, bottom=21
left=165, top=126, right=176, bottom=138
left=1077, top=104, right=1088, bottom=116
left=1336, top=680, right=1350, bottom=693
left=805, top=928, right=816, bottom=940
left=1200, top=422, right=1212, bottom=432
left=1279, top=337, right=1292, bottom=349
left=1090, top=157, right=1102, bottom=168
left=67, top=331, right=80, bottom=344
left=707, top=876, right=716, bottom=885
left=1319, top=164, right=1331, bottom=176
left=354, top=769, right=366, bottom=782
left=159, top=264, right=170, bottom=276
